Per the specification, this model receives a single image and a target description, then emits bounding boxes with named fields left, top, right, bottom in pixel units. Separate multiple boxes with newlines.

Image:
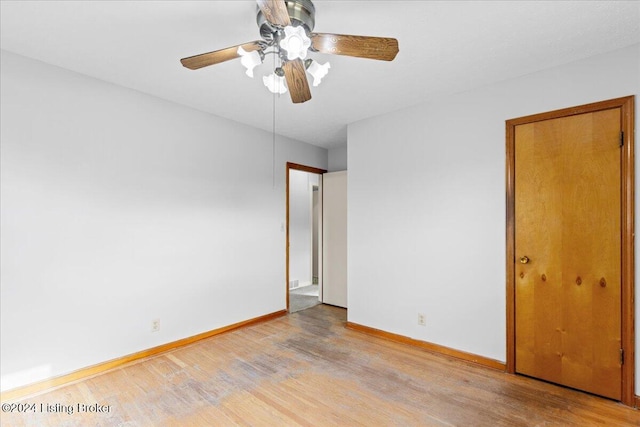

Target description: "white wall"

left=328, top=144, right=348, bottom=172
left=0, top=50, right=327, bottom=391
left=348, top=44, right=640, bottom=389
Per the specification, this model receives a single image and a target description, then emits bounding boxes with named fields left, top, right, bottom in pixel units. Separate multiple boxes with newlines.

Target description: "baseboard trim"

left=346, top=322, right=506, bottom=371
left=1, top=309, right=287, bottom=402
left=635, top=395, right=639, bottom=409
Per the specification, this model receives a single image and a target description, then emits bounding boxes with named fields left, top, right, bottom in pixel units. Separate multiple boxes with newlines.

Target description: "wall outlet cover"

left=418, top=313, right=426, bottom=326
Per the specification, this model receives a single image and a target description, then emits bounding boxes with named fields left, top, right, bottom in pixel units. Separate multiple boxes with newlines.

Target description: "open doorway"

left=286, top=163, right=326, bottom=313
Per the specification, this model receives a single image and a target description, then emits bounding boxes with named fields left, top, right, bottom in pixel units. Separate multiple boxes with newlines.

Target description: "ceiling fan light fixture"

left=306, top=60, right=330, bottom=87
left=263, top=73, right=288, bottom=94
left=279, top=25, right=311, bottom=60
left=181, top=0, right=399, bottom=104
left=237, top=46, right=263, bottom=77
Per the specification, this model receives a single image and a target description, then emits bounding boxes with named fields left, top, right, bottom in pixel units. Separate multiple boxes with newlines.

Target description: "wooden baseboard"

left=346, top=322, right=506, bottom=371
left=635, top=395, right=639, bottom=409
left=1, top=309, right=287, bottom=402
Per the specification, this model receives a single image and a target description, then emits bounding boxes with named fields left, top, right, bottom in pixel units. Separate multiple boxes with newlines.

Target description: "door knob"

left=519, top=256, right=530, bottom=264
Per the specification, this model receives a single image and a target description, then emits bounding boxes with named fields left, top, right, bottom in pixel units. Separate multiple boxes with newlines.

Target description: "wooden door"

left=514, top=108, right=622, bottom=400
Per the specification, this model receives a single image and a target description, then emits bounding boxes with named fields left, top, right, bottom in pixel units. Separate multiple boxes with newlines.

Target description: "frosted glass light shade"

left=263, top=73, right=287, bottom=94
left=307, top=60, right=331, bottom=87
left=279, top=26, right=311, bottom=60
left=237, top=46, right=262, bottom=78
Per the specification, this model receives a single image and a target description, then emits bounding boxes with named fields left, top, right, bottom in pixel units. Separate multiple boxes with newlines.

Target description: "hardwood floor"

left=2, top=305, right=638, bottom=426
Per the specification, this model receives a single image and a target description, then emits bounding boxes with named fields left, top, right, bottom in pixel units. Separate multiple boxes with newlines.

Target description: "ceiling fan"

left=180, top=0, right=399, bottom=104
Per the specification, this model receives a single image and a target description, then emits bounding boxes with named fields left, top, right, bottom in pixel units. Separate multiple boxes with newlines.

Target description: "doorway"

left=505, top=96, right=635, bottom=405
left=286, top=162, right=326, bottom=313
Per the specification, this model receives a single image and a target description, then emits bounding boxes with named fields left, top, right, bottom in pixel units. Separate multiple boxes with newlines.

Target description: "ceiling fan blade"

left=180, top=41, right=263, bottom=70
left=256, top=0, right=291, bottom=27
left=311, top=33, right=399, bottom=61
left=283, top=59, right=312, bottom=104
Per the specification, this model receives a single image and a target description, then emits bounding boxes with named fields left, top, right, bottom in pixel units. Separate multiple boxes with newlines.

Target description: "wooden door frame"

left=286, top=162, right=327, bottom=312
left=505, top=96, right=635, bottom=406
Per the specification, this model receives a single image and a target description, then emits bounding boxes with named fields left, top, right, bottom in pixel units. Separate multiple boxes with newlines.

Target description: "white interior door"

left=315, top=176, right=323, bottom=302
left=322, top=171, right=347, bottom=308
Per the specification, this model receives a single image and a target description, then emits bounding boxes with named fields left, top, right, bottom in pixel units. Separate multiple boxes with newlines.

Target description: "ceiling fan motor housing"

left=257, top=0, right=316, bottom=41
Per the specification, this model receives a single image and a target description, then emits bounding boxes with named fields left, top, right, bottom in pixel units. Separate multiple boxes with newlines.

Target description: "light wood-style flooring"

left=2, top=305, right=638, bottom=426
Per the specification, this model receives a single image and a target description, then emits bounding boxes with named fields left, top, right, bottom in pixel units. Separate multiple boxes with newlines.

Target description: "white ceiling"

left=1, top=1, right=639, bottom=148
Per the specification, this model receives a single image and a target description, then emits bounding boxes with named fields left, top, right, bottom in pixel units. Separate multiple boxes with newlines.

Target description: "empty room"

left=1, top=1, right=639, bottom=425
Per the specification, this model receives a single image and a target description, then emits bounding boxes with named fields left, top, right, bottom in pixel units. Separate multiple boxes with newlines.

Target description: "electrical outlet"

left=152, top=319, right=160, bottom=332
left=418, top=313, right=426, bottom=326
